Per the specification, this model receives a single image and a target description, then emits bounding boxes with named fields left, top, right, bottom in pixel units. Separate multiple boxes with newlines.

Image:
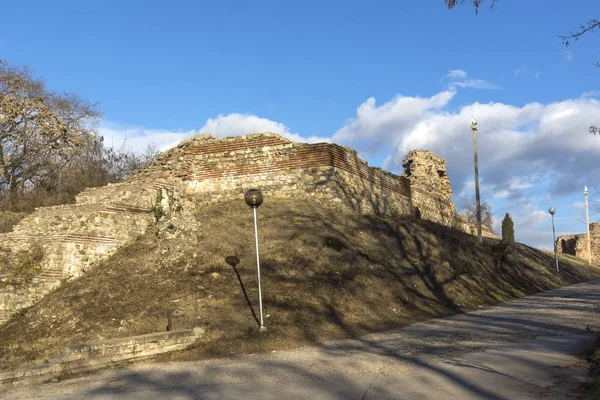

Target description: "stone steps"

left=0, top=179, right=164, bottom=326
left=36, top=270, right=64, bottom=280
left=32, top=203, right=153, bottom=216
left=4, top=233, right=117, bottom=245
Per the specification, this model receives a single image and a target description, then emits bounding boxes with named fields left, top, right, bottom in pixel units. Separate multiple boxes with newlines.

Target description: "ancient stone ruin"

left=557, top=222, right=600, bottom=264
left=0, top=132, right=493, bottom=325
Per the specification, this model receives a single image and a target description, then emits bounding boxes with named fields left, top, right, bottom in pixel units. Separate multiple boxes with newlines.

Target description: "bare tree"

left=445, top=1, right=600, bottom=135
left=462, top=198, right=494, bottom=231
left=0, top=59, right=159, bottom=212
left=560, top=19, right=600, bottom=50
left=445, top=1, right=597, bottom=55
left=0, top=60, right=74, bottom=195
left=444, top=0, right=496, bottom=14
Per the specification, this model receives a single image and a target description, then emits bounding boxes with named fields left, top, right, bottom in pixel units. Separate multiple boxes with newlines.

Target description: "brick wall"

left=130, top=132, right=416, bottom=218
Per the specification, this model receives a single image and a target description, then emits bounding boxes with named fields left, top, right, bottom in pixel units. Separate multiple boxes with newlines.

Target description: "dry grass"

left=0, top=243, right=44, bottom=288
left=0, top=198, right=599, bottom=371
left=0, top=211, right=27, bottom=233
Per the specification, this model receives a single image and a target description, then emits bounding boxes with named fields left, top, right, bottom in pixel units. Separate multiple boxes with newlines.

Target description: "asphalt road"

left=2, top=280, right=600, bottom=400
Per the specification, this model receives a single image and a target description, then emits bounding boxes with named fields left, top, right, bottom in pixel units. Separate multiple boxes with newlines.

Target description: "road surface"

left=2, top=280, right=600, bottom=399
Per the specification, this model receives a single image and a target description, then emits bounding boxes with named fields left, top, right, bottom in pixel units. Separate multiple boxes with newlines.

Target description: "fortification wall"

left=0, top=132, right=487, bottom=325
left=130, top=132, right=418, bottom=218
left=454, top=215, right=497, bottom=239
left=557, top=222, right=600, bottom=264
left=0, top=183, right=160, bottom=324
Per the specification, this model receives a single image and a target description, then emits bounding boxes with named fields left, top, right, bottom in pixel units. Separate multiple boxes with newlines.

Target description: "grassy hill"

left=0, top=198, right=599, bottom=372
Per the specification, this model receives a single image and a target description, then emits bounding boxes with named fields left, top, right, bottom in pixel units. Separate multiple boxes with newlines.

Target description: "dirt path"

left=3, top=280, right=600, bottom=399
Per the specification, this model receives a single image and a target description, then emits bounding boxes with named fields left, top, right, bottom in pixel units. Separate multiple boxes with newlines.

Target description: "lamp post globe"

left=244, top=189, right=264, bottom=209
left=548, top=207, right=556, bottom=215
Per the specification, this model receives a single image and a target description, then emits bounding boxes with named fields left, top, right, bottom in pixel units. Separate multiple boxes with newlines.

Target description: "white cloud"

left=441, top=69, right=500, bottom=90
left=564, top=50, right=573, bottom=62
left=100, top=114, right=330, bottom=154
left=374, top=96, right=600, bottom=201
left=517, top=209, right=548, bottom=228
left=572, top=201, right=585, bottom=209
left=452, top=79, right=500, bottom=90
left=325, top=86, right=600, bottom=249
left=331, top=91, right=455, bottom=155
left=535, top=71, right=542, bottom=79
left=582, top=90, right=600, bottom=99
left=514, top=66, right=527, bottom=76
left=494, top=190, right=510, bottom=199
left=99, top=70, right=600, bottom=250
left=446, top=69, right=468, bottom=80
left=99, top=122, right=194, bottom=153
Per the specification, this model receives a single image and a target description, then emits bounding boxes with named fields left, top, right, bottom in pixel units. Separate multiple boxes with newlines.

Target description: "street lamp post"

left=244, top=188, right=266, bottom=332
left=585, top=185, right=592, bottom=265
left=470, top=117, right=483, bottom=243
left=548, top=207, right=559, bottom=273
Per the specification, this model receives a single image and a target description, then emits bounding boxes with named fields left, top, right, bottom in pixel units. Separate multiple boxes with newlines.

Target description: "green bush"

left=501, top=213, right=515, bottom=243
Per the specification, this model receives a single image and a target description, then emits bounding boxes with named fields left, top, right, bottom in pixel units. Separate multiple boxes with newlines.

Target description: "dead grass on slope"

left=0, top=198, right=599, bottom=371
left=0, top=212, right=27, bottom=233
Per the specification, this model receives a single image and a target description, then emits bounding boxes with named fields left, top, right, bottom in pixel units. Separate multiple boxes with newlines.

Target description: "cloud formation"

left=442, top=69, right=500, bottom=90
left=331, top=87, right=600, bottom=247
left=100, top=114, right=329, bottom=154
left=100, top=69, right=600, bottom=249
left=514, top=66, right=527, bottom=76
left=564, top=50, right=573, bottom=62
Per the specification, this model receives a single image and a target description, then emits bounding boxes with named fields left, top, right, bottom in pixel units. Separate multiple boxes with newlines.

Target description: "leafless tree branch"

left=559, top=19, right=600, bottom=46
left=444, top=0, right=497, bottom=14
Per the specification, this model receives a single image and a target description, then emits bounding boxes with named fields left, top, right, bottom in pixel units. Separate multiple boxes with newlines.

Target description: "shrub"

left=501, top=213, right=515, bottom=243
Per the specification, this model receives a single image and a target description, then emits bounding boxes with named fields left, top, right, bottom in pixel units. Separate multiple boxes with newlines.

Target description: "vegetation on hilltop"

left=0, top=59, right=157, bottom=217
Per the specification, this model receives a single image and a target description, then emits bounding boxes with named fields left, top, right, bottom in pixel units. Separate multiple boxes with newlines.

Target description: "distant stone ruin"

left=0, top=132, right=493, bottom=325
left=557, top=222, right=600, bottom=264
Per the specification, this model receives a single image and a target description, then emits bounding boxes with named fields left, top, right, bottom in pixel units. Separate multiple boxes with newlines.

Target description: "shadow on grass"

left=226, top=255, right=260, bottom=327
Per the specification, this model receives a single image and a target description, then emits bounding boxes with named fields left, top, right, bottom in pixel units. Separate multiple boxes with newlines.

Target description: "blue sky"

left=1, top=0, right=599, bottom=249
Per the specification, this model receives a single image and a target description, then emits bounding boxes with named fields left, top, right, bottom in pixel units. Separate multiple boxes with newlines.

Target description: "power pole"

left=549, top=207, right=559, bottom=273
left=585, top=185, right=592, bottom=264
left=470, top=117, right=482, bottom=243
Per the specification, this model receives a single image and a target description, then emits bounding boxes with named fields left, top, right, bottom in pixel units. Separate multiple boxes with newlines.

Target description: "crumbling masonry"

left=0, top=132, right=494, bottom=324
left=557, top=223, right=600, bottom=265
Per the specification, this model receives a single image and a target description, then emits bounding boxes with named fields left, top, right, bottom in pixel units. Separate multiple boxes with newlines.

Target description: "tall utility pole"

left=549, top=207, right=559, bottom=273
left=470, top=116, right=482, bottom=243
left=585, top=185, right=592, bottom=264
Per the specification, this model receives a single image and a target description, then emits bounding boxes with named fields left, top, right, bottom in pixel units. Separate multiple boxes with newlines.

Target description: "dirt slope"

left=0, top=198, right=598, bottom=371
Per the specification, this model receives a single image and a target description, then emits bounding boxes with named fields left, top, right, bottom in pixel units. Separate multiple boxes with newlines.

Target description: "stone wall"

left=455, top=215, right=498, bottom=239
left=0, top=132, right=492, bottom=325
left=401, top=150, right=456, bottom=225
left=557, top=222, right=600, bottom=264
left=0, top=329, right=200, bottom=387
left=129, top=133, right=416, bottom=217
left=0, top=183, right=163, bottom=324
